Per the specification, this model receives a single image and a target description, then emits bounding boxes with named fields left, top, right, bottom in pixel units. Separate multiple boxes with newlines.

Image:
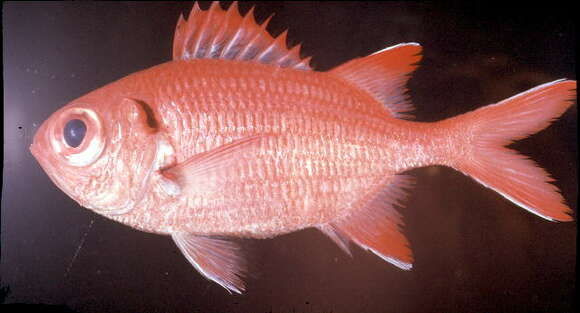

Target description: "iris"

left=63, top=119, right=86, bottom=148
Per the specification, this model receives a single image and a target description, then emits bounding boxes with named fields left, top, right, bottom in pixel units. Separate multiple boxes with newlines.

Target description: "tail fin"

left=451, top=79, right=576, bottom=221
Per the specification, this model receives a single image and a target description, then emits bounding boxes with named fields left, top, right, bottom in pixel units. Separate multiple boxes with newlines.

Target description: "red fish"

left=30, top=2, right=576, bottom=293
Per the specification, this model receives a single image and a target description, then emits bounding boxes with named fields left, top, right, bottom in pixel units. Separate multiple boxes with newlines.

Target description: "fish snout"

left=30, top=125, right=46, bottom=162
left=29, top=118, right=53, bottom=163
left=29, top=141, right=40, bottom=160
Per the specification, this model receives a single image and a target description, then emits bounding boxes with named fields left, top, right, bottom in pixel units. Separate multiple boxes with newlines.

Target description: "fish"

left=30, top=1, right=576, bottom=294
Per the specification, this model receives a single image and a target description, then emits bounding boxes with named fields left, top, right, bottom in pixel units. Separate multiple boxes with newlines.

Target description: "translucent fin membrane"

left=173, top=2, right=312, bottom=70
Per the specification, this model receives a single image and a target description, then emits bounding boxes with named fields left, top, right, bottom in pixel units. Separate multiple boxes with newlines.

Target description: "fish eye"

left=50, top=107, right=105, bottom=167
left=63, top=119, right=87, bottom=148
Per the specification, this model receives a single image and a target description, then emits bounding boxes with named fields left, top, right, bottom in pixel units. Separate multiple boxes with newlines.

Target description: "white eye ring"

left=50, top=107, right=106, bottom=167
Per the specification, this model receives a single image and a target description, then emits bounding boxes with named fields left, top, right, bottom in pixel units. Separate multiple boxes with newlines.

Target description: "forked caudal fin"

left=318, top=79, right=575, bottom=275
left=449, top=79, right=576, bottom=222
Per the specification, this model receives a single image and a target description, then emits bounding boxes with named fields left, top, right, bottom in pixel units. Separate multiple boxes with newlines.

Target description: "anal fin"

left=318, top=224, right=352, bottom=256
left=172, top=233, right=247, bottom=294
left=320, top=175, right=414, bottom=270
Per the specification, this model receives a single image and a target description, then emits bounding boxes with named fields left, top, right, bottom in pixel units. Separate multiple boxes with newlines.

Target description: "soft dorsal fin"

left=173, top=1, right=312, bottom=70
left=329, top=43, right=422, bottom=119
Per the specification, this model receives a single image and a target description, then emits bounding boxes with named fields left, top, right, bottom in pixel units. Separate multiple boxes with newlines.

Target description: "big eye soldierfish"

left=30, top=2, right=576, bottom=294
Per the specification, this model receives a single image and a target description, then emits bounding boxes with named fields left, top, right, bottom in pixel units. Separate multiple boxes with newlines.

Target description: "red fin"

left=172, top=233, right=247, bottom=294
left=162, top=135, right=267, bottom=194
left=452, top=80, right=576, bottom=221
left=173, top=2, right=311, bottom=70
left=323, top=175, right=414, bottom=269
left=329, top=43, right=422, bottom=119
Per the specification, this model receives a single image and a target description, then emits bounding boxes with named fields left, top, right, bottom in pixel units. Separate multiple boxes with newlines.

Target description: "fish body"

left=69, top=57, right=441, bottom=236
left=30, top=2, right=576, bottom=293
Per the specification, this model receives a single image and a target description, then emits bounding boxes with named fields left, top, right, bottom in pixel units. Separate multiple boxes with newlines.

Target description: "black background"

left=3, top=2, right=577, bottom=313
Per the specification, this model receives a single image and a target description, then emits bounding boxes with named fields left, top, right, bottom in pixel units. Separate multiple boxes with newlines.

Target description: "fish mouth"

left=30, top=125, right=53, bottom=173
left=30, top=141, right=41, bottom=161
left=30, top=119, right=48, bottom=161
left=30, top=137, right=77, bottom=203
left=30, top=142, right=50, bottom=177
left=30, top=142, right=48, bottom=176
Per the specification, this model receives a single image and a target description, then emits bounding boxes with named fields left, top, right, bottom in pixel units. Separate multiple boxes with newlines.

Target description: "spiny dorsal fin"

left=173, top=1, right=312, bottom=70
left=329, top=43, right=422, bottom=119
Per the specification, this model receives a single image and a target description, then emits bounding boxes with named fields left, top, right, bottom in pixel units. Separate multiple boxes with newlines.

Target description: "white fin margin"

left=172, top=233, right=247, bottom=294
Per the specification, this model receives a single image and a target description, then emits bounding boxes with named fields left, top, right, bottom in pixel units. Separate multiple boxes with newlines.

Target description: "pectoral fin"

left=161, top=135, right=267, bottom=194
left=172, top=233, right=247, bottom=294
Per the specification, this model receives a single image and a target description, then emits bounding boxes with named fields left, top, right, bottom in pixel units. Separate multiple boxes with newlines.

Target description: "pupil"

left=63, top=119, right=87, bottom=148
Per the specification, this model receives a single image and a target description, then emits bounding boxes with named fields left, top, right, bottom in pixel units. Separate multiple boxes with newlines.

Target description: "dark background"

left=3, top=2, right=576, bottom=313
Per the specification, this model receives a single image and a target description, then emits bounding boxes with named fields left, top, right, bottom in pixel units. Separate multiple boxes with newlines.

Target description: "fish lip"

left=29, top=138, right=73, bottom=200
left=29, top=142, right=40, bottom=159
left=30, top=125, right=50, bottom=167
left=30, top=119, right=48, bottom=160
left=29, top=142, right=47, bottom=172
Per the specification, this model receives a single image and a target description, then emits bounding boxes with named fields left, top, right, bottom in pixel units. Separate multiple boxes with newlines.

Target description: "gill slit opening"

left=133, top=99, right=159, bottom=131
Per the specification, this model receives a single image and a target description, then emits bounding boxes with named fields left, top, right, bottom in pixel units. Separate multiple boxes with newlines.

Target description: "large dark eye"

left=63, top=119, right=87, bottom=148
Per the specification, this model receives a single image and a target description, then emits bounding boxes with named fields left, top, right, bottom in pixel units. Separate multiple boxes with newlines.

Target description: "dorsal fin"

left=173, top=1, right=312, bottom=70
left=329, top=43, right=422, bottom=119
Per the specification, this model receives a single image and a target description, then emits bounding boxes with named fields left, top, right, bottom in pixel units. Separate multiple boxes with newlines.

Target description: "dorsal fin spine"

left=172, top=14, right=186, bottom=60
left=221, top=6, right=254, bottom=59
left=182, top=2, right=201, bottom=58
left=257, top=30, right=288, bottom=61
left=271, top=33, right=296, bottom=66
left=204, top=2, right=226, bottom=58
left=235, top=14, right=273, bottom=61
left=296, top=56, right=312, bottom=70
left=196, top=2, right=222, bottom=58
left=218, top=1, right=241, bottom=58
left=173, top=2, right=311, bottom=70
left=177, top=13, right=185, bottom=29
left=231, top=7, right=257, bottom=60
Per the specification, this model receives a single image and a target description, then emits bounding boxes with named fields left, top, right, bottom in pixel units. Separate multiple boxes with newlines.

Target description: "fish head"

left=30, top=87, right=165, bottom=216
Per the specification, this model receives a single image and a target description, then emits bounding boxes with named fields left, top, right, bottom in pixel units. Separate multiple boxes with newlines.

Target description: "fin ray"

left=329, top=43, right=422, bottom=118
left=172, top=233, right=247, bottom=294
left=173, top=2, right=311, bottom=70
left=451, top=79, right=576, bottom=221
left=322, top=175, right=415, bottom=269
left=161, top=135, right=267, bottom=194
left=318, top=224, right=352, bottom=256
